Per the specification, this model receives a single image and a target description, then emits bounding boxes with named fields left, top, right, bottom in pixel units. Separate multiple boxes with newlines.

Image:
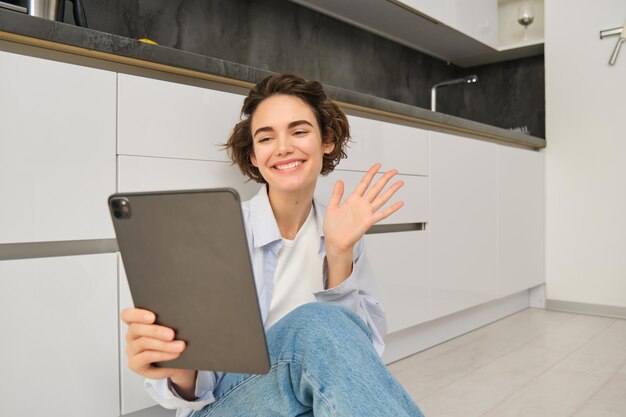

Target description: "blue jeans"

left=192, top=302, right=424, bottom=417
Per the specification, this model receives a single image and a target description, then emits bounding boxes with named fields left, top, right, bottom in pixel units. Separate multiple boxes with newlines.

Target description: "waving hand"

left=323, top=163, right=404, bottom=287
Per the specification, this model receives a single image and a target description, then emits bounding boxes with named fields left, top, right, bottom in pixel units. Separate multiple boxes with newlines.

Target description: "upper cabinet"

left=400, top=0, right=498, bottom=48
left=290, top=0, right=543, bottom=66
left=457, top=0, right=545, bottom=66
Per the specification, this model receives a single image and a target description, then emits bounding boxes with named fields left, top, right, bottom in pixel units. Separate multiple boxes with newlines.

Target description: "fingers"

left=121, top=307, right=191, bottom=380
left=328, top=180, right=344, bottom=208
left=121, top=307, right=155, bottom=325
left=371, top=179, right=404, bottom=212
left=126, top=322, right=176, bottom=343
left=364, top=168, right=399, bottom=203
left=128, top=350, right=182, bottom=377
left=123, top=315, right=187, bottom=379
left=354, top=163, right=382, bottom=196
left=374, top=201, right=405, bottom=223
left=126, top=336, right=186, bottom=357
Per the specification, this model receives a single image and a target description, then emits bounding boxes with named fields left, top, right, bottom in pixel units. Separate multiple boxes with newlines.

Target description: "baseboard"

left=546, top=299, right=626, bottom=319
left=382, top=290, right=530, bottom=364
left=122, top=405, right=174, bottom=417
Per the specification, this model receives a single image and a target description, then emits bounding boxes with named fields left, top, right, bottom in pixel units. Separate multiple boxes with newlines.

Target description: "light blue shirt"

left=145, top=186, right=387, bottom=416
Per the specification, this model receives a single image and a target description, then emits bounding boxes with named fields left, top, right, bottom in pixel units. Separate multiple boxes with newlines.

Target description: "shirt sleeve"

left=314, top=238, right=387, bottom=356
left=144, top=371, right=221, bottom=416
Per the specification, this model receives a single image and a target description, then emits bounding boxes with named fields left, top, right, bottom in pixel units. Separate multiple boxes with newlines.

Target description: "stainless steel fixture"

left=0, top=1, right=27, bottom=12
left=600, top=22, right=626, bottom=66
left=430, top=75, right=478, bottom=112
left=5, top=0, right=87, bottom=27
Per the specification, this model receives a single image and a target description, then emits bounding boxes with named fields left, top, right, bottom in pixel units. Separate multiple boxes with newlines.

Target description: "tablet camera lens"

left=111, top=198, right=131, bottom=219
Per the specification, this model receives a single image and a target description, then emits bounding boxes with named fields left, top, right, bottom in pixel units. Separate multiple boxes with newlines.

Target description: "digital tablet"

left=109, top=188, right=270, bottom=374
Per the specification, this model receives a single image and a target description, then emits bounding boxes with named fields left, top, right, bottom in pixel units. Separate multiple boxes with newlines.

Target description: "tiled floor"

left=388, top=308, right=626, bottom=417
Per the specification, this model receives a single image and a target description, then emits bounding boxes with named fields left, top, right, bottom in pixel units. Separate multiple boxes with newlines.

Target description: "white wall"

left=545, top=0, right=626, bottom=307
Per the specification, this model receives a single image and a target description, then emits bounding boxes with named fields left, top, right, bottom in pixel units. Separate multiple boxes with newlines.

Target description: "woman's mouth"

left=273, top=160, right=304, bottom=170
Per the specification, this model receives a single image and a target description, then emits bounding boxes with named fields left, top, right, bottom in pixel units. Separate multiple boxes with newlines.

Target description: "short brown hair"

left=226, top=74, right=350, bottom=183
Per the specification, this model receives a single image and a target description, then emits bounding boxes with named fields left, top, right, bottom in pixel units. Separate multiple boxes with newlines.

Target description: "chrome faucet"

left=430, top=75, right=478, bottom=112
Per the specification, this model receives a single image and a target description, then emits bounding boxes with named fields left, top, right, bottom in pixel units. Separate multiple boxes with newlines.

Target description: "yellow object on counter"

left=138, top=38, right=158, bottom=45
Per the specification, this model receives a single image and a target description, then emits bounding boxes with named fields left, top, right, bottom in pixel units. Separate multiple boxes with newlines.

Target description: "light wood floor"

left=388, top=308, right=626, bottom=417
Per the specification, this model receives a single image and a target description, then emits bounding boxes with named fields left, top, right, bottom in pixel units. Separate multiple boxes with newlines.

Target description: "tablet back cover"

left=109, top=188, right=269, bottom=374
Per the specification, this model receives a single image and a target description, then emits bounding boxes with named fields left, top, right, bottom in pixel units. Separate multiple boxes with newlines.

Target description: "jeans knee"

left=274, top=302, right=371, bottom=350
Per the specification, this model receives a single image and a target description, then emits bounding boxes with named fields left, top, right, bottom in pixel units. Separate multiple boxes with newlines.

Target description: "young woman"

left=121, top=74, right=425, bottom=417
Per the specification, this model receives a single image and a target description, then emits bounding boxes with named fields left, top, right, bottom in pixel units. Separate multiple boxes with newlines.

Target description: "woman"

left=121, top=74, right=425, bottom=416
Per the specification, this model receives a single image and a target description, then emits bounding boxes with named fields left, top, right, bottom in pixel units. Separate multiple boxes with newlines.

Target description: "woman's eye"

left=258, top=137, right=271, bottom=143
left=294, top=130, right=308, bottom=136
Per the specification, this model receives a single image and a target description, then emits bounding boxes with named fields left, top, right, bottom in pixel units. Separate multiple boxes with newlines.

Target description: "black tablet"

left=109, top=188, right=270, bottom=374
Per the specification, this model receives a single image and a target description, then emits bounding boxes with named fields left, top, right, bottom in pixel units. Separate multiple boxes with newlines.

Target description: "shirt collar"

left=248, top=185, right=326, bottom=248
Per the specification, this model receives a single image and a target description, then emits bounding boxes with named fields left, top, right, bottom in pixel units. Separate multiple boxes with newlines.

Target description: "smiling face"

left=250, top=94, right=335, bottom=196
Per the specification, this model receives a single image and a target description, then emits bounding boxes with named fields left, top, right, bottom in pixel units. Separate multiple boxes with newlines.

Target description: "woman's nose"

left=275, top=134, right=294, bottom=155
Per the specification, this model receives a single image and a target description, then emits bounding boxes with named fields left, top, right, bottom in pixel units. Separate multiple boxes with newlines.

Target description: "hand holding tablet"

left=109, top=188, right=270, bottom=374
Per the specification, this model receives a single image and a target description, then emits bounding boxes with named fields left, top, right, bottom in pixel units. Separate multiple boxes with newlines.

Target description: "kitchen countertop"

left=0, top=9, right=546, bottom=149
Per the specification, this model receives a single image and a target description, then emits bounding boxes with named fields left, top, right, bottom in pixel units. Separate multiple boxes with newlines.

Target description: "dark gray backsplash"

left=439, top=56, right=545, bottom=138
left=71, top=0, right=544, bottom=138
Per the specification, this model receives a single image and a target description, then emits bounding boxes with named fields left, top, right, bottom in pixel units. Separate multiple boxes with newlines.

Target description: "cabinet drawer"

left=315, top=170, right=429, bottom=224
left=118, top=74, right=244, bottom=161
left=365, top=231, right=429, bottom=333
left=0, top=254, right=119, bottom=417
left=118, top=155, right=261, bottom=201
left=338, top=114, right=428, bottom=176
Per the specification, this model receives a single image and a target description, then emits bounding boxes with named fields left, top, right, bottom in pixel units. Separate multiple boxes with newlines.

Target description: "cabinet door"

left=398, top=0, right=498, bottom=48
left=0, top=254, right=119, bottom=417
left=315, top=170, right=429, bottom=224
left=498, top=145, right=545, bottom=297
left=342, top=115, right=428, bottom=176
left=117, top=155, right=261, bottom=199
left=365, top=231, right=429, bottom=333
left=0, top=51, right=116, bottom=243
left=429, top=132, right=498, bottom=319
left=117, top=74, right=244, bottom=162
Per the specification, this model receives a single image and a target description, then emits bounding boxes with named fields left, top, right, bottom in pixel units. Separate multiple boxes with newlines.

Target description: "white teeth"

left=275, top=161, right=303, bottom=170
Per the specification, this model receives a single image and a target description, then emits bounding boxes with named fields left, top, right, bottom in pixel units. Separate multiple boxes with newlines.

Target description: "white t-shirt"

left=264, top=207, right=324, bottom=328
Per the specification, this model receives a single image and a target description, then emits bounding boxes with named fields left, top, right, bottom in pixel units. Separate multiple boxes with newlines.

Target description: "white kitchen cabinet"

left=342, top=115, right=428, bottom=176
left=0, top=50, right=116, bottom=244
left=498, top=145, right=544, bottom=297
left=0, top=254, right=119, bottom=417
left=290, top=0, right=498, bottom=63
left=315, top=170, right=429, bottom=225
left=117, top=155, right=261, bottom=200
left=429, top=131, right=498, bottom=319
left=117, top=74, right=245, bottom=162
left=365, top=231, right=429, bottom=333
left=400, top=0, right=498, bottom=48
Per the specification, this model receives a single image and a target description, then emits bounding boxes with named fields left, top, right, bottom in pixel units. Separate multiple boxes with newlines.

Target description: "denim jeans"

left=191, top=302, right=424, bottom=417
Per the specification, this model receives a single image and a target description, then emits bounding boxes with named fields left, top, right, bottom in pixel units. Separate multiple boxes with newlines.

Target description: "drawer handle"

left=0, top=239, right=118, bottom=261
left=366, top=222, right=426, bottom=234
